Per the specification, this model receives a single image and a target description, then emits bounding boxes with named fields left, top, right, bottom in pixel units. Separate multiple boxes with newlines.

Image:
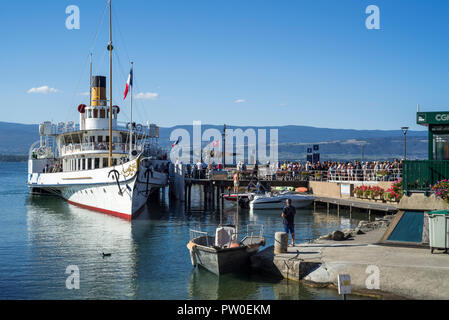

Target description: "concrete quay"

left=251, top=226, right=449, bottom=299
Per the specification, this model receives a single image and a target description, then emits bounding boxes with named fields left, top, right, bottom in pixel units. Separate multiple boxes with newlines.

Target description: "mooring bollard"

left=274, top=232, right=288, bottom=254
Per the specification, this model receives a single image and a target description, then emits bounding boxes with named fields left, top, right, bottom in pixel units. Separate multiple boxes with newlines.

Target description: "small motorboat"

left=223, top=192, right=260, bottom=209
left=249, top=191, right=314, bottom=210
left=223, top=193, right=253, bottom=203
left=187, top=224, right=265, bottom=275
left=187, top=194, right=265, bottom=275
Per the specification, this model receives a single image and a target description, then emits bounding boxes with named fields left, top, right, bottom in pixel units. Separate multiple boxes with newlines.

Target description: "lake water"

left=0, top=162, right=371, bottom=300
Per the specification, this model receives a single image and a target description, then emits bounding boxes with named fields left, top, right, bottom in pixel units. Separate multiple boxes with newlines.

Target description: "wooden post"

left=220, top=187, right=224, bottom=212
left=188, top=184, right=192, bottom=209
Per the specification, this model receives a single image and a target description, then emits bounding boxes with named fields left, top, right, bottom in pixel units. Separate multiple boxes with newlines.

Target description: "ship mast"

left=89, top=53, right=92, bottom=105
left=108, top=0, right=113, bottom=167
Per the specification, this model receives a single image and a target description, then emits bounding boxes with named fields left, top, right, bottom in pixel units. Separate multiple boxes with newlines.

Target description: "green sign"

left=417, top=112, right=449, bottom=125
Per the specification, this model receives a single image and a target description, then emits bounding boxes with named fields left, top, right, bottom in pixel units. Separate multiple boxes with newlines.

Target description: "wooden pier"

left=183, top=177, right=308, bottom=211
left=170, top=164, right=398, bottom=218
left=313, top=196, right=398, bottom=219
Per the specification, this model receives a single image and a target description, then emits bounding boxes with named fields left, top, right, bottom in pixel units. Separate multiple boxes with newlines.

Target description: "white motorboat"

left=249, top=191, right=314, bottom=210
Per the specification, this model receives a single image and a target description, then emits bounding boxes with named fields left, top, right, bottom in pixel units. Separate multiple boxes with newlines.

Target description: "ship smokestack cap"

left=92, top=76, right=106, bottom=88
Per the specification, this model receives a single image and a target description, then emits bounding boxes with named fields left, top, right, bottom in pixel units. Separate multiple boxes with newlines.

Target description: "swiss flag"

left=123, top=65, right=133, bottom=100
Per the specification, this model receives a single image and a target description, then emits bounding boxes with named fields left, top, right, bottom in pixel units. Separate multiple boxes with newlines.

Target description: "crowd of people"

left=275, top=159, right=403, bottom=181
left=183, top=158, right=402, bottom=182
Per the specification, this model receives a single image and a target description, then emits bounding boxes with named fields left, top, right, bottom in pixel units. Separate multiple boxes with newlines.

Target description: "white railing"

left=60, top=142, right=143, bottom=156
left=266, top=168, right=402, bottom=182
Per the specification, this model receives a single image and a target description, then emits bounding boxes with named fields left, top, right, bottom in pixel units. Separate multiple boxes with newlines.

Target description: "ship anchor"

left=108, top=169, right=123, bottom=196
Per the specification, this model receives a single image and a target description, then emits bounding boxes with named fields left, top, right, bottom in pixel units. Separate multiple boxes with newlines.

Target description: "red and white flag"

left=123, top=65, right=133, bottom=100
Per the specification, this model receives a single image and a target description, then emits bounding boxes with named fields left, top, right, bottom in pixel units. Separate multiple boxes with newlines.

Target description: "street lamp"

left=222, top=124, right=227, bottom=168
left=401, top=126, right=409, bottom=160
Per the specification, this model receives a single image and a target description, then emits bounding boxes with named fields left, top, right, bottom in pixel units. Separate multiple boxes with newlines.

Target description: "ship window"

left=82, top=159, right=86, bottom=170
left=98, top=136, right=103, bottom=143
left=103, top=158, right=108, bottom=168
left=88, top=110, right=92, bottom=118
left=87, top=158, right=92, bottom=170
left=93, top=109, right=98, bottom=118
left=113, top=136, right=118, bottom=143
left=77, top=159, right=81, bottom=171
left=106, top=136, right=110, bottom=143
left=95, top=158, right=100, bottom=169
left=100, top=109, right=105, bottom=118
left=112, top=158, right=117, bottom=166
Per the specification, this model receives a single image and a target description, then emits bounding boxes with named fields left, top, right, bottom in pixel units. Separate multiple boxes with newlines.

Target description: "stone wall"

left=309, top=181, right=395, bottom=199
left=399, top=193, right=449, bottom=211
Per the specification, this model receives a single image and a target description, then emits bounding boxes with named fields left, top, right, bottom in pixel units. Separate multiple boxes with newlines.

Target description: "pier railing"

left=257, top=168, right=401, bottom=182
left=184, top=167, right=401, bottom=183
left=403, top=160, right=449, bottom=192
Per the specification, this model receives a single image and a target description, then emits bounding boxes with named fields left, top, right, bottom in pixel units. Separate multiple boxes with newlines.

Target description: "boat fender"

left=187, top=241, right=197, bottom=267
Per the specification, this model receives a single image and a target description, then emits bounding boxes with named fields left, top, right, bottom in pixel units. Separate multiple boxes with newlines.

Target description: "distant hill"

left=0, top=122, right=39, bottom=155
left=0, top=121, right=428, bottom=161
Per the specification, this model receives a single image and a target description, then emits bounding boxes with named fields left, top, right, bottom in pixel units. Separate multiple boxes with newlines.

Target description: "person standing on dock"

left=233, top=171, right=239, bottom=193
left=281, top=198, right=296, bottom=246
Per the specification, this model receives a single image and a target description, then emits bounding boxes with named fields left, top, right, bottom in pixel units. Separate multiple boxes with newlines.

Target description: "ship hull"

left=27, top=158, right=168, bottom=220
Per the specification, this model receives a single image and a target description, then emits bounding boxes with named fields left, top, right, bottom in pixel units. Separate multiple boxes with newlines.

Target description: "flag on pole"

left=211, top=140, right=220, bottom=148
left=123, top=65, right=133, bottom=100
left=171, top=138, right=180, bottom=148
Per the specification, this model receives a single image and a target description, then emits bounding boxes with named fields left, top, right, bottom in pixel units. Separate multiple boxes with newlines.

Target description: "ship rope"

left=63, top=2, right=109, bottom=123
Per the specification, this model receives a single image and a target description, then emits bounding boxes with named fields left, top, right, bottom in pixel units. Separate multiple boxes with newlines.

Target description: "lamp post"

left=360, top=142, right=366, bottom=163
left=401, top=126, right=409, bottom=160
left=222, top=124, right=226, bottom=168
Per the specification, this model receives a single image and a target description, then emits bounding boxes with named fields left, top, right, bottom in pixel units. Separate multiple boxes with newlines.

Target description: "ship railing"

left=189, top=230, right=213, bottom=247
left=190, top=225, right=264, bottom=248
left=60, top=142, right=143, bottom=155
left=242, top=224, right=264, bottom=245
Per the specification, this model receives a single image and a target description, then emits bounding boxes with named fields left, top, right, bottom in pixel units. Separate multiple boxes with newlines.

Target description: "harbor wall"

left=399, top=193, right=449, bottom=211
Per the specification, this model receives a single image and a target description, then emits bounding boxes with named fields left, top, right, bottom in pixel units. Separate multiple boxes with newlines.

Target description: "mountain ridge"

left=0, top=121, right=428, bottom=160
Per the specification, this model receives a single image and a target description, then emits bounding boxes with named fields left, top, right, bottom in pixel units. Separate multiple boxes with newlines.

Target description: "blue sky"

left=1, top=0, right=449, bottom=130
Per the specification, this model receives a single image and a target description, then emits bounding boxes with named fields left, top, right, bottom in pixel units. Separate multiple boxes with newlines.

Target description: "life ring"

left=78, top=104, right=86, bottom=113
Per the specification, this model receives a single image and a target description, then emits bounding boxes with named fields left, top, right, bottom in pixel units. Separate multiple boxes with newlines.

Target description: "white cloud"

left=80, top=91, right=90, bottom=96
left=135, top=92, right=159, bottom=100
left=234, top=99, right=246, bottom=104
left=280, top=103, right=287, bottom=107
left=27, top=86, right=59, bottom=94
